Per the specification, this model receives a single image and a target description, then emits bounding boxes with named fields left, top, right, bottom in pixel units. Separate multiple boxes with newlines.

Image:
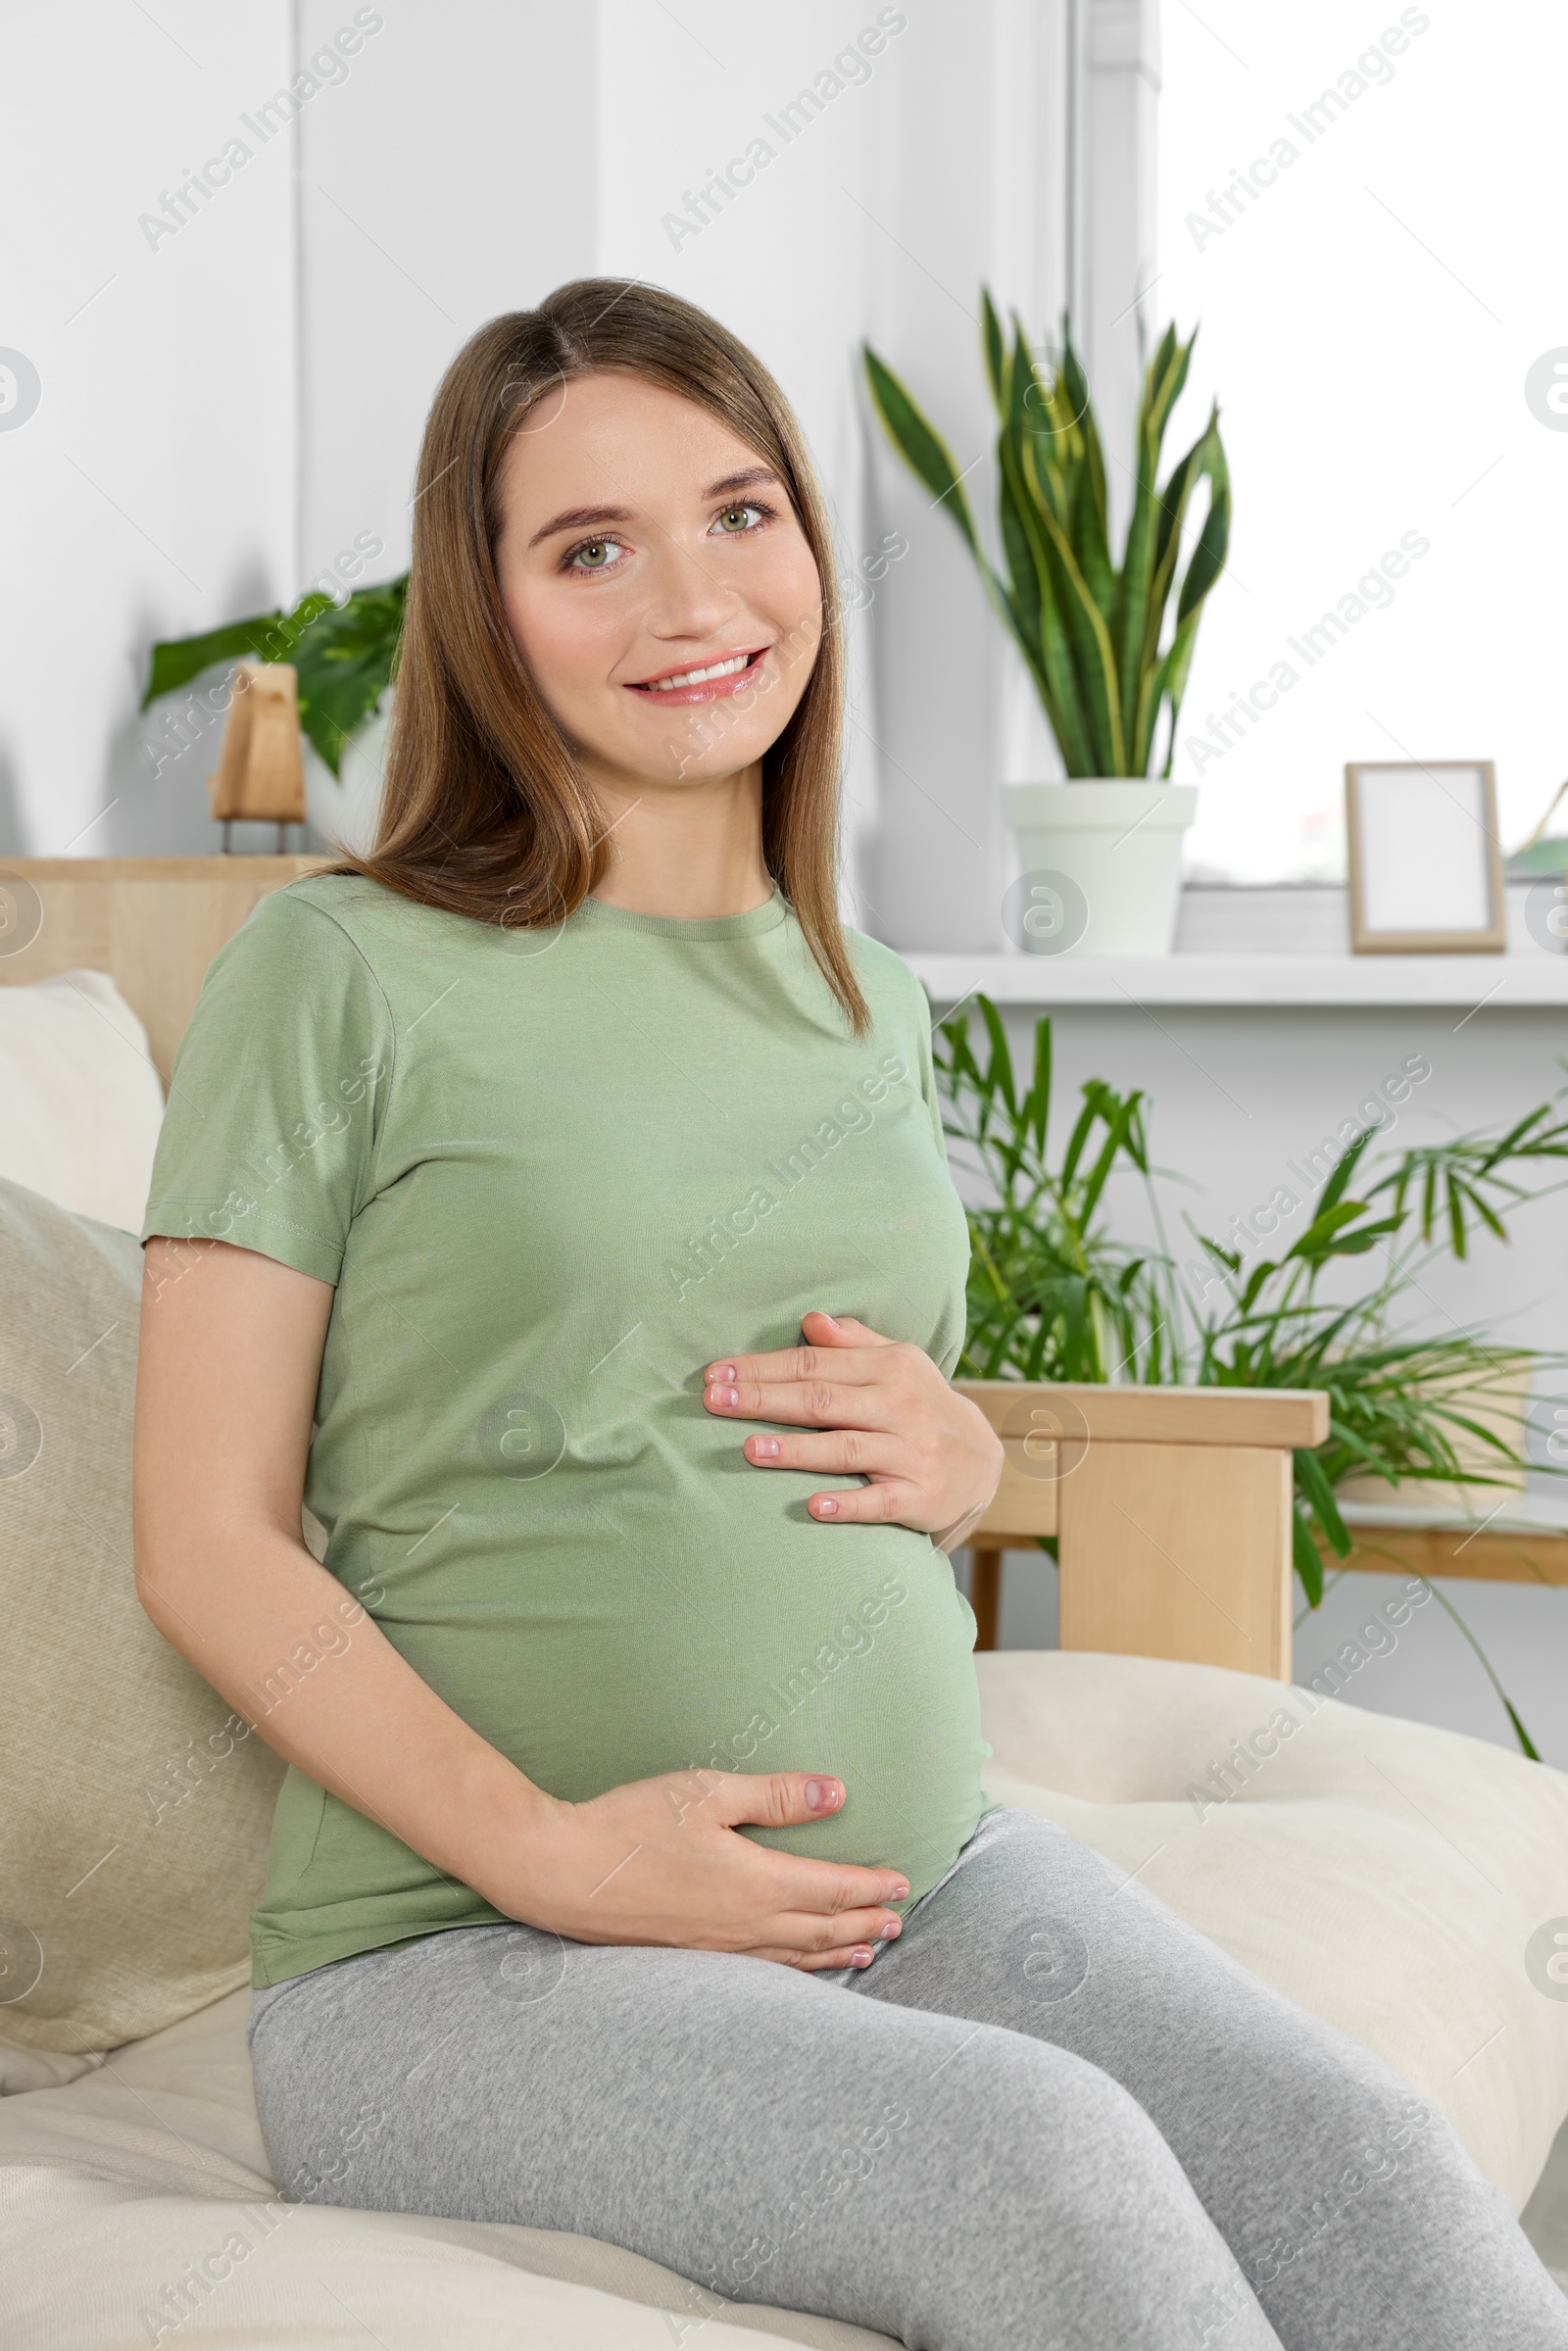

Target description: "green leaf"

left=1112, top=448, right=1162, bottom=750
left=1010, top=446, right=1124, bottom=765
left=140, top=580, right=406, bottom=774
left=1502, top=1700, right=1542, bottom=1762
left=995, top=461, right=1049, bottom=684
left=1294, top=1445, right=1351, bottom=1556
left=978, top=996, right=1017, bottom=1114
left=981, top=288, right=1006, bottom=411
left=995, top=417, right=1099, bottom=774
left=1292, top=1509, right=1325, bottom=1608
left=1057, top=323, right=1108, bottom=563
left=292, top=576, right=407, bottom=774
left=1078, top=1093, right=1143, bottom=1224
left=1134, top=411, right=1227, bottom=768
left=862, top=305, right=1227, bottom=785
left=1027, top=1014, right=1053, bottom=1156
left=1015, top=315, right=1114, bottom=626
left=1415, top=1577, right=1544, bottom=1760
left=140, top=592, right=336, bottom=710
left=1110, top=329, right=1194, bottom=757
left=1067, top=442, right=1116, bottom=626
left=1310, top=1129, right=1375, bottom=1219
left=1238, top=1255, right=1284, bottom=1313
left=1058, top=1097, right=1103, bottom=1192
left=1174, top=413, right=1231, bottom=625
left=862, top=345, right=981, bottom=559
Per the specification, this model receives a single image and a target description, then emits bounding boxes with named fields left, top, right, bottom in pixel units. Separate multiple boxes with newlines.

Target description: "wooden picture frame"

left=1346, top=760, right=1505, bottom=954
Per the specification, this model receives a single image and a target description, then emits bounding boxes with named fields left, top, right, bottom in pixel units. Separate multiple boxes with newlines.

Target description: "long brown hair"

left=332, top=279, right=867, bottom=1032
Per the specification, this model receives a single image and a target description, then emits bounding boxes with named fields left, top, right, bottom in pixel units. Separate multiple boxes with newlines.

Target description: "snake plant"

left=863, top=298, right=1230, bottom=779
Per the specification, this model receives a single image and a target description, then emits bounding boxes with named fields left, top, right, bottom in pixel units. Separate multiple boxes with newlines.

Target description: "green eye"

left=714, top=504, right=762, bottom=533
left=573, top=539, right=612, bottom=568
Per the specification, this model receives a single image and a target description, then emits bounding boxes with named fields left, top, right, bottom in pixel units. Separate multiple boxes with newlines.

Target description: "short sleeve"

left=141, top=888, right=394, bottom=1285
left=909, top=972, right=951, bottom=1166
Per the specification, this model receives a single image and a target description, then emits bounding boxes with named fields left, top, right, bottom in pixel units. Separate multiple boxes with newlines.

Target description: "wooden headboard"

left=0, top=857, right=323, bottom=1088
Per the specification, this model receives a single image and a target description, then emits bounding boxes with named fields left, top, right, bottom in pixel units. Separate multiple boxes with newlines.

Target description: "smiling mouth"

left=625, top=648, right=768, bottom=700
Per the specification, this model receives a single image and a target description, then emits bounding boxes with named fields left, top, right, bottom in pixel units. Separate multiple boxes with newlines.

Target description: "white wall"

left=7, top=0, right=1152, bottom=914
left=129, top=0, right=605, bottom=852
left=593, top=0, right=906, bottom=929
left=589, top=0, right=1110, bottom=952
left=862, top=3, right=1046, bottom=951
left=294, top=0, right=599, bottom=590
left=0, top=5, right=297, bottom=857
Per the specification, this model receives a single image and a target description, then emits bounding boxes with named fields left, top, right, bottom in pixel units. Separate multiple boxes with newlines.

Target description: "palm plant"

left=936, top=998, right=1568, bottom=1754
left=863, top=298, right=1230, bottom=779
left=141, top=575, right=408, bottom=775
left=936, top=999, right=1177, bottom=1385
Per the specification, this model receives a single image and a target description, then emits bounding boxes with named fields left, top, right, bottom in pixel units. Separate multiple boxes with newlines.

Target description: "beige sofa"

left=3, top=1172, right=1567, bottom=2345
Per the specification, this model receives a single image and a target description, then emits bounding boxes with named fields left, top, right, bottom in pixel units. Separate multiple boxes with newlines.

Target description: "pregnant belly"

left=386, top=1505, right=992, bottom=1906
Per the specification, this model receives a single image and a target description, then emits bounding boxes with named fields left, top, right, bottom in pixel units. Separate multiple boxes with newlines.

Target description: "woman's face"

left=494, top=371, right=824, bottom=795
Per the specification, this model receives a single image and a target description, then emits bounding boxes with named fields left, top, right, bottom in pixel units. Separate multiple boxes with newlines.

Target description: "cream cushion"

left=0, top=969, right=166, bottom=1231
left=0, top=1989, right=893, bottom=2350
left=977, top=1648, right=1568, bottom=2214
left=1, top=1653, right=1564, bottom=2350
left=0, top=1177, right=286, bottom=2076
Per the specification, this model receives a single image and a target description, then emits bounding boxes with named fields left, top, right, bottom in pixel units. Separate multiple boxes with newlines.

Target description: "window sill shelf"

left=905, top=952, right=1568, bottom=1009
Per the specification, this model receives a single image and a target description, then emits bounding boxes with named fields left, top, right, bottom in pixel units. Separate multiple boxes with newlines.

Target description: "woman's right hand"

left=510, top=1769, right=910, bottom=1972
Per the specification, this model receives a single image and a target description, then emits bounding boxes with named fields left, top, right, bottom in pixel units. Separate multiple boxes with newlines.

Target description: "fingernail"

left=814, top=1496, right=838, bottom=1517
left=751, top=1436, right=780, bottom=1458
left=890, top=1883, right=910, bottom=1901
left=819, top=1313, right=842, bottom=1329
left=851, top=1946, right=874, bottom=1968
left=710, top=1386, right=738, bottom=1409
left=709, top=1363, right=736, bottom=1383
left=882, top=1918, right=903, bottom=1937
left=805, top=1778, right=839, bottom=1811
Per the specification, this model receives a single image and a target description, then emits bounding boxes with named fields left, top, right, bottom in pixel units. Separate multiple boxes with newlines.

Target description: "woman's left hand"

left=704, top=1310, right=1004, bottom=1551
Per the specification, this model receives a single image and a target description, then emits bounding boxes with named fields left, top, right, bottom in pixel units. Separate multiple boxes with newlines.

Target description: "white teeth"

left=644, top=653, right=753, bottom=691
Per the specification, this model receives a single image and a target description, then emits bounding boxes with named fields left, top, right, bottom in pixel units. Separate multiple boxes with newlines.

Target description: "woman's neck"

left=586, top=759, right=774, bottom=919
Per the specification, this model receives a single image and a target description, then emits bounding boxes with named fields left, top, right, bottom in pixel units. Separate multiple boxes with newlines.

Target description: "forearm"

left=134, top=1519, right=551, bottom=1916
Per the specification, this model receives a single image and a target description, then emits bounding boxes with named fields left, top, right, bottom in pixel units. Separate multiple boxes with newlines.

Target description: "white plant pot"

left=1004, top=780, right=1199, bottom=957
left=302, top=692, right=392, bottom=857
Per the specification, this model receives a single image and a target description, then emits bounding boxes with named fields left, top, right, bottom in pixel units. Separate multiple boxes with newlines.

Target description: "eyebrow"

left=525, top=466, right=783, bottom=550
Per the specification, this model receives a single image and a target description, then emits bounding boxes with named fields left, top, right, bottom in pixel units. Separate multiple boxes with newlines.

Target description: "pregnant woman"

left=133, top=280, right=1565, bottom=2350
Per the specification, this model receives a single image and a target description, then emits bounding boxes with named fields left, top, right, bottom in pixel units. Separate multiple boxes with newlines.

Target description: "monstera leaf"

left=142, top=575, right=408, bottom=775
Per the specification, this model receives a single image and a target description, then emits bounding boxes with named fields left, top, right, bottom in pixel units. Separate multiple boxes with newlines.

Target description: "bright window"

left=1156, top=1, right=1568, bottom=879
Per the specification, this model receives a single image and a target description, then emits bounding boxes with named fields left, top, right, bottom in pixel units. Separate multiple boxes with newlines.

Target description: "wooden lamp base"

left=206, top=663, right=307, bottom=849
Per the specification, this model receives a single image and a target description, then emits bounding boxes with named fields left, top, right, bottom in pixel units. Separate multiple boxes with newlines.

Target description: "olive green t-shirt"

left=141, top=875, right=990, bottom=1986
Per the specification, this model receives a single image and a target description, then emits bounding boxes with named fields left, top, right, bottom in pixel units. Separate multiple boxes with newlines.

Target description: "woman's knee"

left=964, top=2034, right=1209, bottom=2235
left=872, top=2035, right=1273, bottom=2349
left=1233, top=2003, right=1442, bottom=2179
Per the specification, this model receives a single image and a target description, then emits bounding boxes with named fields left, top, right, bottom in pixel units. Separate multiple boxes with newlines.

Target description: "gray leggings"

left=248, top=1807, right=1566, bottom=2350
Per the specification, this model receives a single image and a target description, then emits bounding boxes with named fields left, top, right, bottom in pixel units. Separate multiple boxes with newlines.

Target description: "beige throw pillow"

left=0, top=1178, right=285, bottom=2063
left=0, top=970, right=167, bottom=1232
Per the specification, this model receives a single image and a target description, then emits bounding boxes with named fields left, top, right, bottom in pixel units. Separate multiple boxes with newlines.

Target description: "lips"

left=624, top=647, right=767, bottom=705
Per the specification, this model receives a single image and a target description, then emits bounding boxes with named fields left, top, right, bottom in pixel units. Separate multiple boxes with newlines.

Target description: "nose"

left=641, top=535, right=741, bottom=644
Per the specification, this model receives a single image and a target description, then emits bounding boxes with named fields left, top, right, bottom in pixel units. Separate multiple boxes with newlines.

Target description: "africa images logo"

left=1524, top=350, right=1568, bottom=433
left=0, top=351, right=41, bottom=431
